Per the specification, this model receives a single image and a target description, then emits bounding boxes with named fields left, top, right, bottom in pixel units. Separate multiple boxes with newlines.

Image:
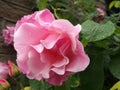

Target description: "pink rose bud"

left=0, top=78, right=10, bottom=90
left=14, top=9, right=90, bottom=86
left=2, top=26, right=15, bottom=45
left=0, top=62, right=8, bottom=79
left=8, top=60, right=20, bottom=77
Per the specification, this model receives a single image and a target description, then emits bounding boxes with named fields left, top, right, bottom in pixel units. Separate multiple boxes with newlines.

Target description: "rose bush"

left=13, top=9, right=90, bottom=85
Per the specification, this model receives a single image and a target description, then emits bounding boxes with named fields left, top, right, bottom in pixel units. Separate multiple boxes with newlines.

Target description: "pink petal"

left=27, top=49, right=51, bottom=79
left=17, top=58, right=29, bottom=74
left=31, top=44, right=44, bottom=53
left=51, top=19, right=81, bottom=51
left=52, top=40, right=70, bottom=67
left=14, top=23, right=48, bottom=74
left=40, top=49, right=60, bottom=63
left=40, top=33, right=62, bottom=49
left=52, top=57, right=69, bottom=68
left=46, top=71, right=68, bottom=86
left=51, top=19, right=81, bottom=36
left=35, top=9, right=55, bottom=25
left=27, top=49, right=42, bottom=76
left=14, top=23, right=47, bottom=45
left=66, top=40, right=90, bottom=72
left=41, top=64, right=51, bottom=79
left=51, top=66, right=65, bottom=75
left=74, top=24, right=82, bottom=35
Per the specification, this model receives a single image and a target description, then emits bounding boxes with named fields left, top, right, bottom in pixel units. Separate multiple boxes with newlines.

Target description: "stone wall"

left=0, top=0, right=36, bottom=62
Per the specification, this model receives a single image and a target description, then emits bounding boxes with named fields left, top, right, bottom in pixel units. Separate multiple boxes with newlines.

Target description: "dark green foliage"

left=80, top=53, right=104, bottom=90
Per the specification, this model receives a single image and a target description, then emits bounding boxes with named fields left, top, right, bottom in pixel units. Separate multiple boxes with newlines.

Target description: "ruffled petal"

left=14, top=23, right=46, bottom=74
left=66, top=40, right=90, bottom=72
left=51, top=19, right=81, bottom=51
left=52, top=57, right=69, bottom=68
left=51, top=66, right=65, bottom=75
left=46, top=71, right=68, bottom=86
left=27, top=49, right=43, bottom=79
left=35, top=9, right=55, bottom=25
left=17, top=58, right=28, bottom=74
left=40, top=33, right=62, bottom=49
left=51, top=19, right=81, bottom=36
left=14, top=23, right=47, bottom=45
left=31, top=44, right=44, bottom=53
left=27, top=49, right=51, bottom=79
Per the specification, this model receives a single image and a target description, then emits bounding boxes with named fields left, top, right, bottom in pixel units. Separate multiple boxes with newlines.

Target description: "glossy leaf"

left=110, top=81, right=120, bottom=90
left=81, top=20, right=115, bottom=42
left=29, top=79, right=48, bottom=90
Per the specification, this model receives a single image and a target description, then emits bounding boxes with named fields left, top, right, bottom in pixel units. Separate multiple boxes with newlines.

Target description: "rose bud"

left=0, top=78, right=10, bottom=90
left=8, top=60, right=20, bottom=77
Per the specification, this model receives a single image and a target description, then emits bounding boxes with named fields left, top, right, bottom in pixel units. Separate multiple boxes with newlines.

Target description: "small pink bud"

left=0, top=78, right=10, bottom=90
left=8, top=60, right=20, bottom=77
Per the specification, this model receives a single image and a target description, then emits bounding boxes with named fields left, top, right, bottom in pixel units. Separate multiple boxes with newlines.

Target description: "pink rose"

left=0, top=62, right=8, bottom=79
left=2, top=26, right=15, bottom=45
left=14, top=9, right=90, bottom=85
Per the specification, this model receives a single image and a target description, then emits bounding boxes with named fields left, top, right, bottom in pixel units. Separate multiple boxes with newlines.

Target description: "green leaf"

left=54, top=84, right=70, bottom=90
left=95, top=40, right=109, bottom=49
left=115, top=1, right=120, bottom=8
left=109, top=1, right=120, bottom=8
left=29, top=79, right=41, bottom=90
left=80, top=52, right=104, bottom=90
left=110, top=81, right=120, bottom=90
left=68, top=75, right=80, bottom=88
left=81, top=20, right=115, bottom=42
left=115, top=26, right=120, bottom=36
left=81, top=37, right=88, bottom=47
left=37, top=0, right=47, bottom=10
left=109, top=1, right=116, bottom=9
left=29, top=79, right=47, bottom=90
left=109, top=52, right=120, bottom=79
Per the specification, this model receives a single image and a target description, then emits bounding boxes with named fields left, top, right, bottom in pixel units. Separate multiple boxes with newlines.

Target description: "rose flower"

left=14, top=9, right=90, bottom=86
